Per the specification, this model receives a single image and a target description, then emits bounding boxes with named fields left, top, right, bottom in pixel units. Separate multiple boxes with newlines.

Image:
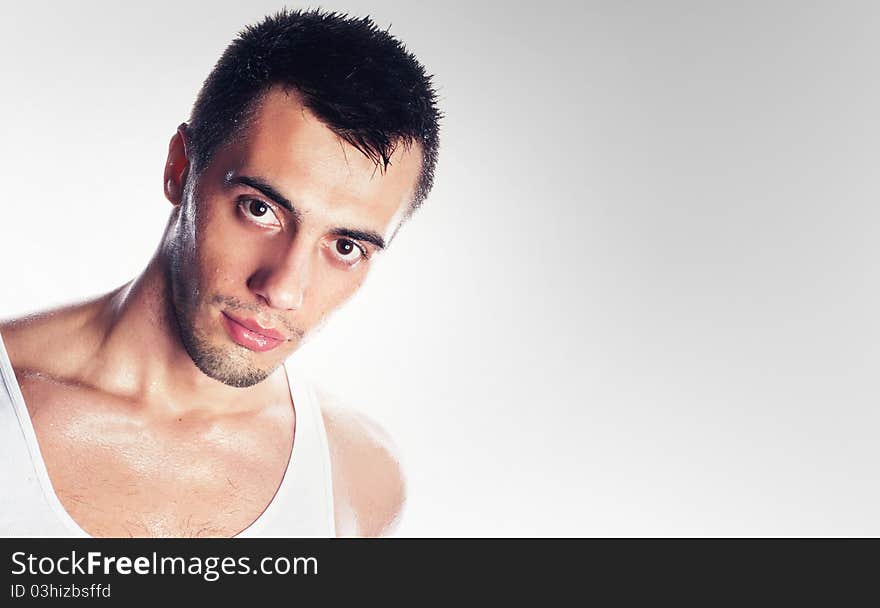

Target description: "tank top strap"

left=0, top=329, right=90, bottom=537
left=235, top=362, right=336, bottom=537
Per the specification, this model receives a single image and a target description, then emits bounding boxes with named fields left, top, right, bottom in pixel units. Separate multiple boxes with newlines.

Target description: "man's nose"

left=248, top=241, right=311, bottom=311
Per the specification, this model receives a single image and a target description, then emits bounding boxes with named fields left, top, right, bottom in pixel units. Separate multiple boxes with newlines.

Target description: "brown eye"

left=327, top=238, right=367, bottom=268
left=249, top=200, right=268, bottom=217
left=238, top=197, right=280, bottom=228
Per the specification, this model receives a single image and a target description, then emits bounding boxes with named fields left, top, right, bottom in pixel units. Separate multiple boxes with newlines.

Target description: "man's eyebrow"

left=224, top=173, right=298, bottom=216
left=330, top=228, right=386, bottom=250
left=225, top=172, right=386, bottom=249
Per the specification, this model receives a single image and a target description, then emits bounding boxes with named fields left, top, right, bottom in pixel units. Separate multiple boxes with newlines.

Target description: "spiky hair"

left=187, top=8, right=441, bottom=213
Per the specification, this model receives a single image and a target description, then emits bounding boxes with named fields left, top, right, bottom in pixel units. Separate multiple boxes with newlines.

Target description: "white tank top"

left=0, top=330, right=336, bottom=537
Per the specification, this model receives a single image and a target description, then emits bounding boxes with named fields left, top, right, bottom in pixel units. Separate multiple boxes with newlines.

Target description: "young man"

left=0, top=9, right=441, bottom=537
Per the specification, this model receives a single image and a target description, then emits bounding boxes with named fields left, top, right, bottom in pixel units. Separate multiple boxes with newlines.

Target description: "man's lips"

left=220, top=312, right=286, bottom=352
left=222, top=312, right=287, bottom=340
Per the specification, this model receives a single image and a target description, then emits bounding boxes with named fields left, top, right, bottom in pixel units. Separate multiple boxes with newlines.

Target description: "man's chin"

left=193, top=353, right=275, bottom=388
left=181, top=329, right=278, bottom=388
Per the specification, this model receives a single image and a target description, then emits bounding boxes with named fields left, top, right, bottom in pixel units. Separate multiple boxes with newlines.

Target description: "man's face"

left=164, top=87, right=422, bottom=388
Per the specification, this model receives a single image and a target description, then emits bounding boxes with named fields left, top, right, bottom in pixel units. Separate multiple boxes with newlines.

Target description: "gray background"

left=2, top=1, right=879, bottom=536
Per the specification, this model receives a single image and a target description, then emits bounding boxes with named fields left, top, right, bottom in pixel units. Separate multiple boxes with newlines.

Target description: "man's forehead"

left=218, top=86, right=422, bottom=230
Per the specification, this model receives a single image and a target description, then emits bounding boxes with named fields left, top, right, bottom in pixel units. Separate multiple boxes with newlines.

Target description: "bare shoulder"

left=0, top=294, right=112, bottom=377
left=314, top=387, right=407, bottom=537
left=0, top=309, right=59, bottom=369
left=1, top=305, right=106, bottom=430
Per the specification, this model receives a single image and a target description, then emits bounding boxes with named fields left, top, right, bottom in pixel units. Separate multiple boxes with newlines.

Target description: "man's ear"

left=164, top=123, right=191, bottom=206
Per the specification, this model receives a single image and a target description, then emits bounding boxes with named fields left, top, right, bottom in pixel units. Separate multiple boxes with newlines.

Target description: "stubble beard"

left=165, top=245, right=273, bottom=389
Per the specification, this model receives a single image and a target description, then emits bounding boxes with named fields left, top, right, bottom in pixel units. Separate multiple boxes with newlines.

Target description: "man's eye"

left=239, top=198, right=280, bottom=227
left=249, top=200, right=269, bottom=217
left=329, top=238, right=367, bottom=266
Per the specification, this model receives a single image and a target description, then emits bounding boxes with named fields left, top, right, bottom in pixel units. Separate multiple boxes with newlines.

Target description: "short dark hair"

left=187, top=8, right=442, bottom=214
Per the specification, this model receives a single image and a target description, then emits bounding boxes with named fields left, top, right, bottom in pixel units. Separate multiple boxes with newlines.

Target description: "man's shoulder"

left=0, top=299, right=104, bottom=376
left=313, top=386, right=407, bottom=537
left=1, top=311, right=60, bottom=377
left=1, top=307, right=105, bottom=426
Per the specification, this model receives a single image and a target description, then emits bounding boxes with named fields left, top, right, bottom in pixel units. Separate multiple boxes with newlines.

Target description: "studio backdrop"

left=2, top=1, right=880, bottom=536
